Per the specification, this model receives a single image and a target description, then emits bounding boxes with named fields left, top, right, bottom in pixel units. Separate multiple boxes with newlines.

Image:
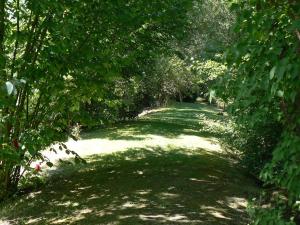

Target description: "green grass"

left=0, top=102, right=259, bottom=225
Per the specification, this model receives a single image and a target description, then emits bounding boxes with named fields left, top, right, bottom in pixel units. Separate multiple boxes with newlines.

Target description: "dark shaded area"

left=1, top=147, right=258, bottom=225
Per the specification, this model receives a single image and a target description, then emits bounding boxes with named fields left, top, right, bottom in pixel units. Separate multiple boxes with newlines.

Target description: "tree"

left=133, top=0, right=234, bottom=106
left=0, top=0, right=193, bottom=200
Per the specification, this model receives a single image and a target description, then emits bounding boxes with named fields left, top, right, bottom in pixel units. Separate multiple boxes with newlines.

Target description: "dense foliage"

left=0, top=0, right=193, bottom=199
left=79, top=0, right=235, bottom=126
left=140, top=0, right=234, bottom=105
left=0, top=0, right=234, bottom=201
left=220, top=1, right=300, bottom=224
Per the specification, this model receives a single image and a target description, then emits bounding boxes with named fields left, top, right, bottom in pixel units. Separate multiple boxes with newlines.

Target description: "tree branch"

left=0, top=0, right=6, bottom=78
left=10, top=0, right=20, bottom=79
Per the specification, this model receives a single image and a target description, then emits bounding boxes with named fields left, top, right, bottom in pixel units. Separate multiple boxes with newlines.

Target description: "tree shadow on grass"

left=1, top=147, right=259, bottom=225
left=82, top=102, right=226, bottom=141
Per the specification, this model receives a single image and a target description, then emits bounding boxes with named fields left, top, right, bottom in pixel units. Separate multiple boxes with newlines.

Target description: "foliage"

left=219, top=0, right=300, bottom=224
left=141, top=55, right=196, bottom=104
left=191, top=58, right=227, bottom=102
left=224, top=119, right=282, bottom=177
left=179, top=0, right=235, bottom=59
left=0, top=0, right=193, bottom=199
left=130, top=0, right=235, bottom=106
left=171, top=0, right=234, bottom=104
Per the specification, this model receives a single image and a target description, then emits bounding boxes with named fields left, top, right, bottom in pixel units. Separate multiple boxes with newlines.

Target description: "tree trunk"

left=178, top=92, right=183, bottom=102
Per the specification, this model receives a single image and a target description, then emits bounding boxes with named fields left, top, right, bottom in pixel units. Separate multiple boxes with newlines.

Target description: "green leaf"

left=270, top=66, right=276, bottom=80
left=277, top=65, right=286, bottom=80
left=46, top=162, right=53, bottom=167
left=5, top=81, right=14, bottom=95
left=61, top=143, right=68, bottom=149
left=277, top=90, right=284, bottom=97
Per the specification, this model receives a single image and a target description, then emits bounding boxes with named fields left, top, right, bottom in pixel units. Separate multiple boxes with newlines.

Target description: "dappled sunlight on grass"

left=43, top=102, right=227, bottom=164
left=0, top=147, right=258, bottom=224
left=0, top=102, right=259, bottom=225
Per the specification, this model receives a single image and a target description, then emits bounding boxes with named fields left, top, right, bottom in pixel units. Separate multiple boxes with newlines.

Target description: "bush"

left=220, top=0, right=300, bottom=223
left=226, top=119, right=282, bottom=178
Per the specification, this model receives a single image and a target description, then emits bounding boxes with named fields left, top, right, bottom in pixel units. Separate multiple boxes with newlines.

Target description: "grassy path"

left=0, top=102, right=259, bottom=225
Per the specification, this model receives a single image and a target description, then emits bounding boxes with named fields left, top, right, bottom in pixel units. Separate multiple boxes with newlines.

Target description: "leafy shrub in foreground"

left=219, top=0, right=300, bottom=223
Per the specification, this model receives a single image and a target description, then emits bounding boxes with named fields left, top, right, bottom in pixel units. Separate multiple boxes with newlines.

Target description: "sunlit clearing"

left=44, top=133, right=222, bottom=165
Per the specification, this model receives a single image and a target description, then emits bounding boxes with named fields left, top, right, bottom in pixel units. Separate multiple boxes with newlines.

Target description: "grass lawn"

left=0, top=102, right=259, bottom=225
